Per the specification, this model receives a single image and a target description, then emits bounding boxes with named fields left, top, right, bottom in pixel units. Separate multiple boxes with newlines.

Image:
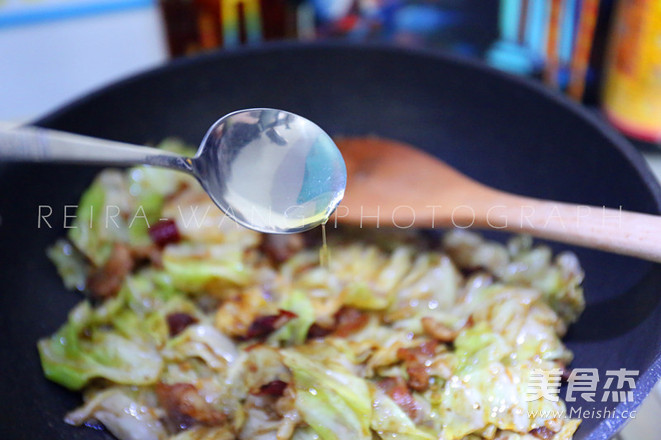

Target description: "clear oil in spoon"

left=196, top=109, right=346, bottom=234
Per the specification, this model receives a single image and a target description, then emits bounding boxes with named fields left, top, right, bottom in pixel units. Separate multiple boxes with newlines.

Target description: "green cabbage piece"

left=270, top=290, right=315, bottom=345
left=127, top=190, right=163, bottom=248
left=37, top=271, right=195, bottom=390
left=125, top=142, right=197, bottom=247
left=68, top=141, right=197, bottom=264
left=343, top=281, right=390, bottom=310
left=498, top=246, right=585, bottom=324
left=281, top=349, right=372, bottom=440
left=445, top=231, right=584, bottom=324
left=68, top=179, right=115, bottom=266
left=65, top=387, right=167, bottom=438
left=340, top=247, right=411, bottom=311
left=162, top=243, right=252, bottom=291
left=46, top=239, right=89, bottom=291
left=164, top=323, right=238, bottom=370
left=439, top=322, right=571, bottom=439
left=38, top=301, right=163, bottom=390
left=292, top=427, right=321, bottom=440
left=454, top=322, right=511, bottom=374
left=120, top=270, right=179, bottom=313
left=371, top=387, right=435, bottom=440
left=343, top=247, right=413, bottom=310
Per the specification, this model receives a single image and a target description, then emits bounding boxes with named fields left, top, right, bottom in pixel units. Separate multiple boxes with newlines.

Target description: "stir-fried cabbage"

left=371, top=386, right=436, bottom=440
left=38, top=139, right=585, bottom=440
left=282, top=349, right=372, bottom=440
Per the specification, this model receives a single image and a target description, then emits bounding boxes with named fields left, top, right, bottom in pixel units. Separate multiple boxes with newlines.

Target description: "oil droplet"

left=319, top=221, right=330, bottom=268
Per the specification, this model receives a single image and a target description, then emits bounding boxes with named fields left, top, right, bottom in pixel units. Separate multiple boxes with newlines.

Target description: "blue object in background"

left=311, top=0, right=354, bottom=22
left=310, top=0, right=496, bottom=57
left=487, top=40, right=538, bottom=75
left=500, top=0, right=521, bottom=42
left=487, top=0, right=539, bottom=75
left=557, top=0, right=579, bottom=88
left=393, top=4, right=461, bottom=35
left=0, top=0, right=154, bottom=29
left=524, top=0, right=547, bottom=61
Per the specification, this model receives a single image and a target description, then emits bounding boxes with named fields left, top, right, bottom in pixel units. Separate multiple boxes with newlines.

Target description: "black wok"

left=1, top=42, right=660, bottom=440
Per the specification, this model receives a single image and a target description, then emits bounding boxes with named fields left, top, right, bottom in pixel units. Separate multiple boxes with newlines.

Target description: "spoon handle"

left=486, top=192, right=661, bottom=262
left=0, top=126, right=193, bottom=173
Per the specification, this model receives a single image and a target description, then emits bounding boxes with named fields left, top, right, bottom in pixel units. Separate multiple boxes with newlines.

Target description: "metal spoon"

left=0, top=108, right=347, bottom=234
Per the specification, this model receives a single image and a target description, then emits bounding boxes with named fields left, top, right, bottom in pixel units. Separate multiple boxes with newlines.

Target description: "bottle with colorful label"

left=602, top=0, right=661, bottom=143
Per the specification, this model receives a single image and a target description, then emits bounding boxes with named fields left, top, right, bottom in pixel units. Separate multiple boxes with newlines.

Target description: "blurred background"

left=1, top=0, right=660, bottom=148
left=1, top=1, right=660, bottom=437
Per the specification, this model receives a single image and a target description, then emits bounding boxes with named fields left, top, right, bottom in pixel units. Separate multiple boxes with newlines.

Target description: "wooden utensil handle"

left=481, top=192, right=661, bottom=262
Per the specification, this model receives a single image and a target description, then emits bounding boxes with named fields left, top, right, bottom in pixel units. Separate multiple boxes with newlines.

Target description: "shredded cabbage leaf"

left=38, top=139, right=585, bottom=440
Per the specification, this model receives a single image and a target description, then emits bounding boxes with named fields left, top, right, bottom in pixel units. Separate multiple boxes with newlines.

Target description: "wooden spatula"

left=336, top=137, right=661, bottom=263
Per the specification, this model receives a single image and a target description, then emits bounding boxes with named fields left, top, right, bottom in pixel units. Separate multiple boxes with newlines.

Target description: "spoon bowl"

left=193, top=109, right=347, bottom=233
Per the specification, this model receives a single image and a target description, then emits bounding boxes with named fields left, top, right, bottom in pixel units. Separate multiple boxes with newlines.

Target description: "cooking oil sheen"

left=320, top=222, right=330, bottom=268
